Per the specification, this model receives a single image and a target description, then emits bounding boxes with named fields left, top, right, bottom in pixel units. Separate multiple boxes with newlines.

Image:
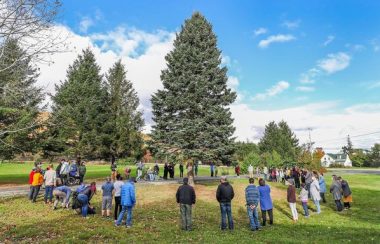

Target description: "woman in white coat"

left=310, top=176, right=321, bottom=214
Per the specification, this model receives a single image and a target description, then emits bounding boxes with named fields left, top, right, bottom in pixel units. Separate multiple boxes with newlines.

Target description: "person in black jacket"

left=216, top=176, right=235, bottom=230
left=176, top=178, right=196, bottom=231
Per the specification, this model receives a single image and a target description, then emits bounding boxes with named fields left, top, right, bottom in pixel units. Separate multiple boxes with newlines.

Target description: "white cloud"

left=281, top=20, right=301, bottom=30
left=296, top=86, right=315, bottom=92
left=254, top=27, right=267, bottom=36
left=323, top=35, right=335, bottom=46
left=258, top=34, right=296, bottom=48
left=230, top=101, right=380, bottom=150
left=37, top=25, right=175, bottom=132
left=252, top=81, right=290, bottom=101
left=79, top=17, right=94, bottom=33
left=299, top=68, right=320, bottom=84
left=317, top=52, right=351, bottom=74
left=227, top=76, right=239, bottom=91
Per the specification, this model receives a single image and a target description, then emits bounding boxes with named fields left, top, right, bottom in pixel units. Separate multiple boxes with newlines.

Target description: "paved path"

left=328, top=168, right=380, bottom=175
left=0, top=175, right=242, bottom=198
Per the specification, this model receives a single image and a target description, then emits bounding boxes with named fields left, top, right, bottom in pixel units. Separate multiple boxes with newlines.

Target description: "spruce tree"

left=0, top=39, right=44, bottom=159
left=46, top=48, right=110, bottom=159
left=105, top=60, right=144, bottom=158
left=151, top=12, right=236, bottom=163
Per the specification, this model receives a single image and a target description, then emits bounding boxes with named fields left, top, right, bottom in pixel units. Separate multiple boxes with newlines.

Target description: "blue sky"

left=38, top=1, right=380, bottom=150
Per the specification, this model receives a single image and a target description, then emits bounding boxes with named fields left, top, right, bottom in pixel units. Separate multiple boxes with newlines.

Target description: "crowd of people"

left=26, top=160, right=353, bottom=232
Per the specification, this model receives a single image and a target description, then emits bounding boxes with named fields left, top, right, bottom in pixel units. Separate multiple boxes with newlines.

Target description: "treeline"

left=0, top=41, right=144, bottom=161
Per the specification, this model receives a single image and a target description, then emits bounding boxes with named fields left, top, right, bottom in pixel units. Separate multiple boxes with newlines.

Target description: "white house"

left=321, top=153, right=352, bottom=167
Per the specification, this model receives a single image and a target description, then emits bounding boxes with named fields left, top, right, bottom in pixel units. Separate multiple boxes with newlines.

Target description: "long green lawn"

left=0, top=162, right=227, bottom=185
left=0, top=173, right=379, bottom=243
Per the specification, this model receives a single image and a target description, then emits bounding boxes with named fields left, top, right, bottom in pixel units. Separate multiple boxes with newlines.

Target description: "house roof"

left=327, top=153, right=347, bottom=162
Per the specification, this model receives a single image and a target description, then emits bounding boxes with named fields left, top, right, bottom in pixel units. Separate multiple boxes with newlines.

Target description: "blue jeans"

left=77, top=194, right=88, bottom=217
left=44, top=185, right=54, bottom=203
left=116, top=205, right=133, bottom=226
left=314, top=200, right=321, bottom=213
left=302, top=202, right=309, bottom=216
left=220, top=202, right=233, bottom=230
left=247, top=205, right=260, bottom=230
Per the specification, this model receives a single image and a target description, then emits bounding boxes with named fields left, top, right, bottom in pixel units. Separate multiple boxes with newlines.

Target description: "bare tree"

left=0, top=0, right=66, bottom=73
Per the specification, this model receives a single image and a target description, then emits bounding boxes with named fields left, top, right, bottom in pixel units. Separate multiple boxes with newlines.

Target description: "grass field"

left=0, top=172, right=379, bottom=243
left=0, top=162, right=231, bottom=185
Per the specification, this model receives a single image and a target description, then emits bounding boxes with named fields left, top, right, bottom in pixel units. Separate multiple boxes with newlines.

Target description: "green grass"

left=0, top=173, right=379, bottom=243
left=0, top=162, right=229, bottom=185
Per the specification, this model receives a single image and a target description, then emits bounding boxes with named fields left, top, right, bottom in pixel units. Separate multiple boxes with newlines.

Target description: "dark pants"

left=220, top=202, right=233, bottom=230
left=61, top=174, right=68, bottom=185
left=180, top=169, right=183, bottom=178
left=79, top=174, right=85, bottom=184
left=261, top=209, right=273, bottom=225
left=295, top=177, right=300, bottom=189
left=247, top=206, right=260, bottom=230
left=180, top=204, right=192, bottom=230
left=335, top=200, right=343, bottom=211
left=344, top=202, right=351, bottom=209
left=44, top=185, right=54, bottom=203
left=114, top=196, right=122, bottom=220
left=163, top=169, right=168, bottom=179
left=301, top=202, right=309, bottom=216
left=31, top=185, right=41, bottom=202
left=320, top=192, right=326, bottom=203
left=211, top=171, right=214, bottom=177
left=306, top=183, right=311, bottom=198
left=28, top=186, right=33, bottom=200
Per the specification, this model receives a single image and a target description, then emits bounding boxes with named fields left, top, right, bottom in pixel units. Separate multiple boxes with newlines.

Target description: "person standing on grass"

left=258, top=179, right=273, bottom=226
left=235, top=164, right=241, bottom=178
left=78, top=161, right=86, bottom=184
left=30, top=168, right=44, bottom=203
left=28, top=167, right=36, bottom=200
left=339, top=177, right=352, bottom=210
left=60, top=159, right=69, bottom=185
left=176, top=177, right=196, bottom=231
left=116, top=177, right=136, bottom=228
left=111, top=159, right=118, bottom=182
left=330, top=175, right=343, bottom=212
left=163, top=162, right=169, bottom=180
left=210, top=162, right=215, bottom=177
left=154, top=163, right=160, bottom=180
left=287, top=178, right=298, bottom=222
left=245, top=178, right=260, bottom=231
left=263, top=166, right=268, bottom=181
left=319, top=173, right=327, bottom=203
left=292, top=167, right=301, bottom=189
left=299, top=183, right=309, bottom=218
left=304, top=169, right=313, bottom=197
left=248, top=164, right=254, bottom=179
left=113, top=174, right=124, bottom=223
left=136, top=161, right=144, bottom=181
left=44, top=164, right=56, bottom=204
left=179, top=163, right=184, bottom=178
left=101, top=177, right=114, bottom=218
left=194, top=161, right=199, bottom=177
left=77, top=182, right=96, bottom=218
left=56, top=161, right=62, bottom=179
left=310, top=176, right=321, bottom=214
left=216, top=176, right=235, bottom=230
left=53, top=183, right=71, bottom=210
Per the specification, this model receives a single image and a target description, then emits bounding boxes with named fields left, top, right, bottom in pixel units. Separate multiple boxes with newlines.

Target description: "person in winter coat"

left=77, top=182, right=96, bottom=218
left=287, top=178, right=298, bottom=222
left=310, top=176, right=321, bottom=214
left=235, top=165, right=241, bottom=177
left=60, top=160, right=70, bottom=185
left=78, top=162, right=87, bottom=184
left=299, top=183, right=309, bottom=217
left=176, top=177, right=196, bottom=231
left=28, top=168, right=36, bottom=200
left=304, top=170, right=313, bottom=197
left=163, top=163, right=169, bottom=180
left=216, top=176, right=235, bottom=230
left=245, top=178, right=260, bottom=231
left=319, top=173, right=327, bottom=203
left=330, top=175, right=343, bottom=212
left=258, top=179, right=273, bottom=225
left=339, top=177, right=352, bottom=210
left=116, top=178, right=136, bottom=227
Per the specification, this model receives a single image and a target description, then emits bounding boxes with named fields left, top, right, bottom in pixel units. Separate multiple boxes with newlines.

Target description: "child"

left=299, top=183, right=309, bottom=218
left=287, top=178, right=298, bottom=222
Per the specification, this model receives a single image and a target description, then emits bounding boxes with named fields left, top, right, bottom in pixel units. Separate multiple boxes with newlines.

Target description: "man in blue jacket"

left=115, top=177, right=136, bottom=228
left=245, top=178, right=260, bottom=231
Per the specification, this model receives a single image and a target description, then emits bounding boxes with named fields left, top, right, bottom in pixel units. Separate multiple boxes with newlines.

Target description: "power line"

left=316, top=130, right=380, bottom=143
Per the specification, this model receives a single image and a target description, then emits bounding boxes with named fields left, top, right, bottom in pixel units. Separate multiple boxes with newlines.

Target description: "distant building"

left=321, top=153, right=352, bottom=167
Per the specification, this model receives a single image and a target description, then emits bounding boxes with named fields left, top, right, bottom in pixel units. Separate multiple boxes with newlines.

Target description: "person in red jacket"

left=28, top=168, right=36, bottom=200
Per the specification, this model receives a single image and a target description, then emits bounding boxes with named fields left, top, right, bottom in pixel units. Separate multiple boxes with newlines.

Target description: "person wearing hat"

left=116, top=177, right=136, bottom=228
left=287, top=178, right=298, bottom=222
left=216, top=176, right=235, bottom=230
left=101, top=177, right=115, bottom=218
left=176, top=177, right=196, bottom=231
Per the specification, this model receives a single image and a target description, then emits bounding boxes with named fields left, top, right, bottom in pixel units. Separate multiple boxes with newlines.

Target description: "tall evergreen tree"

left=46, top=48, right=110, bottom=159
left=151, top=12, right=236, bottom=163
left=105, top=60, right=144, bottom=158
left=259, top=120, right=300, bottom=162
left=0, top=39, right=44, bottom=159
left=342, top=135, right=353, bottom=155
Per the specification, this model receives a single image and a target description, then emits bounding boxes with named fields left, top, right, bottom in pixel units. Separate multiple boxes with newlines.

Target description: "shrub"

left=240, top=152, right=261, bottom=174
